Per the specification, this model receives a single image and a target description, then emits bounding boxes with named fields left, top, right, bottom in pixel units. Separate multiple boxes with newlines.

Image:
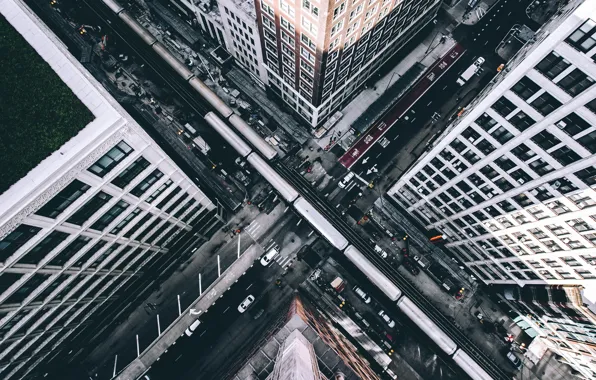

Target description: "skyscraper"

left=255, top=0, right=441, bottom=127
left=388, top=0, right=596, bottom=376
left=0, top=2, right=221, bottom=379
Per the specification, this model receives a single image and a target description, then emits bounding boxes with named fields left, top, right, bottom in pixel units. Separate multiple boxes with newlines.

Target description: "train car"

left=228, top=114, right=277, bottom=160
left=396, top=297, right=457, bottom=355
left=188, top=77, right=234, bottom=119
left=118, top=13, right=157, bottom=45
left=102, top=0, right=124, bottom=13
left=344, top=246, right=402, bottom=301
left=293, top=198, right=349, bottom=250
left=247, top=153, right=298, bottom=203
left=204, top=112, right=252, bottom=157
left=452, top=350, right=494, bottom=380
left=152, top=42, right=194, bottom=81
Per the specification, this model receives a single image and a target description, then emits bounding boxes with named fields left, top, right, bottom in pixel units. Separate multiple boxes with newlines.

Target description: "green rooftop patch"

left=0, top=15, right=94, bottom=195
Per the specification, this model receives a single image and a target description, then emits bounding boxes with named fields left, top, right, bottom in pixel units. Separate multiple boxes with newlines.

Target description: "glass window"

left=174, top=198, right=197, bottom=219
left=87, top=141, right=133, bottom=178
left=508, top=111, right=535, bottom=131
left=511, top=76, right=541, bottom=100
left=17, top=231, right=69, bottom=265
left=510, top=169, right=533, bottom=184
left=111, top=157, right=150, bottom=189
left=530, top=92, right=561, bottom=116
left=90, top=200, right=130, bottom=231
left=136, top=219, right=163, bottom=242
left=535, top=51, right=571, bottom=79
left=550, top=146, right=581, bottom=165
left=66, top=191, right=112, bottom=226
left=492, top=97, right=516, bottom=116
left=72, top=241, right=107, bottom=268
left=574, top=166, right=596, bottom=186
left=36, top=180, right=91, bottom=219
left=124, top=213, right=153, bottom=239
left=549, top=177, right=578, bottom=194
left=111, top=208, right=142, bottom=235
left=47, top=236, right=91, bottom=266
left=5, top=274, right=51, bottom=304
left=0, top=225, right=42, bottom=262
left=480, top=165, right=499, bottom=180
left=556, top=113, right=591, bottom=136
left=495, top=156, right=516, bottom=171
left=146, top=180, right=173, bottom=204
left=511, top=143, right=536, bottom=161
left=475, top=113, right=498, bottom=131
left=586, top=98, right=596, bottom=114
left=557, top=68, right=594, bottom=96
left=89, top=243, right=122, bottom=269
left=475, top=139, right=495, bottom=155
left=157, top=187, right=182, bottom=210
left=531, top=130, right=561, bottom=150
left=528, top=158, right=554, bottom=175
left=494, top=177, right=514, bottom=192
left=131, top=169, right=164, bottom=198
left=578, top=131, right=596, bottom=153
left=491, top=126, right=514, bottom=144
left=566, top=19, right=596, bottom=52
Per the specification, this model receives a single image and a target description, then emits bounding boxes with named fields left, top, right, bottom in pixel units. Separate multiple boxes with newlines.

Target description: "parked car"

left=238, top=295, right=255, bottom=313
left=403, top=259, right=420, bottom=275
left=378, top=310, right=396, bottom=328
left=184, top=319, right=201, bottom=337
left=507, top=351, right=523, bottom=369
left=353, top=285, right=372, bottom=304
left=260, top=247, right=279, bottom=266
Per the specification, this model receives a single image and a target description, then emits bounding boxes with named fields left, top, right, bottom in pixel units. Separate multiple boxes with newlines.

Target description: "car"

left=385, top=368, right=398, bottom=379
left=184, top=319, right=201, bottom=336
left=403, top=259, right=420, bottom=275
left=353, top=285, right=372, bottom=303
left=507, top=351, right=522, bottom=369
left=238, top=295, right=255, bottom=313
left=378, top=310, right=396, bottom=328
left=374, top=245, right=388, bottom=259
left=260, top=247, right=279, bottom=266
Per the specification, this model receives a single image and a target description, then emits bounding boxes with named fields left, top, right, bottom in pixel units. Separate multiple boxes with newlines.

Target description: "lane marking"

left=223, top=306, right=230, bottom=313
left=246, top=283, right=253, bottom=290
left=200, top=330, right=207, bottom=337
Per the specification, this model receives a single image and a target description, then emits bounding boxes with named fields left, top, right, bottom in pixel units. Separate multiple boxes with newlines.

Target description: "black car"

left=402, top=259, right=420, bottom=275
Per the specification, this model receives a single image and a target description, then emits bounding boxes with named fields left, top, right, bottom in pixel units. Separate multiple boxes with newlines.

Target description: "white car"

left=238, top=295, right=255, bottom=313
left=260, top=247, right=279, bottom=266
left=378, top=310, right=396, bottom=328
left=184, top=319, right=201, bottom=336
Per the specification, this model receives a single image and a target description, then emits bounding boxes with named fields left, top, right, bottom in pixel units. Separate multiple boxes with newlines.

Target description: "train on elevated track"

left=101, top=1, right=495, bottom=378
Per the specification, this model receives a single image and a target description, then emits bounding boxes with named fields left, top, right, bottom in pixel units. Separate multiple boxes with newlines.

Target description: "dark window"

left=136, top=219, right=163, bottom=242
left=0, top=273, right=23, bottom=295
left=556, top=113, right=591, bottom=136
left=528, top=158, right=554, bottom=175
left=36, top=180, right=91, bottom=219
left=174, top=198, right=197, bottom=218
left=72, top=241, right=107, bottom=267
left=578, top=131, right=596, bottom=153
left=513, top=193, right=533, bottom=207
left=550, top=146, right=581, bottom=165
left=166, top=193, right=189, bottom=214
left=18, top=231, right=69, bottom=265
left=131, top=169, right=164, bottom=197
left=47, top=236, right=91, bottom=266
left=111, top=157, right=150, bottom=189
left=440, top=149, right=455, bottom=162
left=87, top=141, right=133, bottom=178
left=90, top=200, right=130, bottom=231
left=4, top=274, right=51, bottom=304
left=480, top=165, right=499, bottom=180
left=549, top=177, right=578, bottom=194
left=586, top=98, right=596, bottom=114
left=508, top=111, right=535, bottom=131
left=475, top=113, right=498, bottom=131
left=110, top=208, right=142, bottom=235
left=530, top=92, right=562, bottom=116
left=566, top=19, right=596, bottom=52
left=557, top=68, right=594, bottom=96
left=495, top=156, right=516, bottom=171
left=66, top=192, right=112, bottom=226
left=498, top=200, right=516, bottom=212
left=575, top=166, right=596, bottom=186
left=492, top=97, right=516, bottom=116
left=114, top=248, right=144, bottom=271
left=124, top=213, right=153, bottom=239
left=511, top=144, right=536, bottom=161
left=511, top=76, right=540, bottom=100
left=531, top=186, right=554, bottom=201
left=535, top=51, right=571, bottom=79
left=89, top=244, right=122, bottom=269
left=462, top=127, right=481, bottom=142
left=531, top=130, right=561, bottom=150
left=157, top=187, right=182, bottom=210
left=475, top=139, right=495, bottom=155
left=494, top=177, right=514, bottom=192
left=463, top=150, right=480, bottom=164
left=0, top=225, right=42, bottom=262
left=510, top=169, right=533, bottom=184
left=145, top=180, right=173, bottom=204
left=31, top=275, right=70, bottom=303
left=491, top=126, right=514, bottom=144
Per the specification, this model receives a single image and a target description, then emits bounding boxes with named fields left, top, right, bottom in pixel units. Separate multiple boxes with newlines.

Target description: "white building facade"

left=388, top=1, right=596, bottom=376
left=0, top=2, right=221, bottom=379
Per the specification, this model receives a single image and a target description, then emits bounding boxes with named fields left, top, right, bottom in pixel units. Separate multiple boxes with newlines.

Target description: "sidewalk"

left=445, top=0, right=501, bottom=25
left=314, top=17, right=458, bottom=151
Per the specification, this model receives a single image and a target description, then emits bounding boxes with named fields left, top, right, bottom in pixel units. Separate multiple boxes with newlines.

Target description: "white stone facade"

left=0, top=1, right=219, bottom=379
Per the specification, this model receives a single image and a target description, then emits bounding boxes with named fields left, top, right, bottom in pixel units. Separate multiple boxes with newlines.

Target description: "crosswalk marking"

left=275, top=254, right=294, bottom=269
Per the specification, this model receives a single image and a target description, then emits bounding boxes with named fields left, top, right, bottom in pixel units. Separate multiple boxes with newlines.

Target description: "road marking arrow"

left=189, top=309, right=202, bottom=316
left=362, top=157, right=370, bottom=164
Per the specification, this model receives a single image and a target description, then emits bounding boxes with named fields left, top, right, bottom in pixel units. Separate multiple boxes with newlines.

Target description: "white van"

left=353, top=285, right=372, bottom=304
left=184, top=319, right=201, bottom=336
left=338, top=172, right=355, bottom=188
left=260, top=247, right=280, bottom=266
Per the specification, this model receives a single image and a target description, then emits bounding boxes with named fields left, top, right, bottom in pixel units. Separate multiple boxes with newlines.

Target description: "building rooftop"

left=0, top=13, right=94, bottom=195
left=227, top=0, right=257, bottom=20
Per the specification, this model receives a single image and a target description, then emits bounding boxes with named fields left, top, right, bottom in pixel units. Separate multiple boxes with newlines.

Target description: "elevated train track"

left=69, top=1, right=509, bottom=379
